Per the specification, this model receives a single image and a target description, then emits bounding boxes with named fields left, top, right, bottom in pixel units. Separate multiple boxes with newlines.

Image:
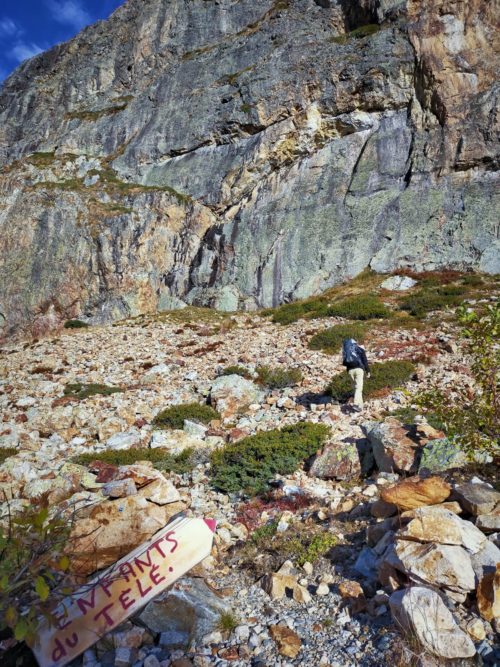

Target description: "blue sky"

left=0, top=0, right=125, bottom=82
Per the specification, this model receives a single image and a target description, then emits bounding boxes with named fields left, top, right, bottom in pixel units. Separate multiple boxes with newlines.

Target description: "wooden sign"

left=32, top=516, right=216, bottom=667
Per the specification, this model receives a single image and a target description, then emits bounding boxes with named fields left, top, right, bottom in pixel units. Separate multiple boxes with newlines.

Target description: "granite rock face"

left=0, top=0, right=498, bottom=336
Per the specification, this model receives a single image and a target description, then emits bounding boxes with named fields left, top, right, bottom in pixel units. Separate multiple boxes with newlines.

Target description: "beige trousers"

left=348, top=368, right=364, bottom=409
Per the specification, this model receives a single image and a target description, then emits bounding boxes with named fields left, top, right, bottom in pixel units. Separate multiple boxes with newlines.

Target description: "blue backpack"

left=342, top=339, right=360, bottom=365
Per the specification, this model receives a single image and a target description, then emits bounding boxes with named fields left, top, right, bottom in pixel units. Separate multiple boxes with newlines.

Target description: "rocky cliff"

left=0, top=0, right=498, bottom=336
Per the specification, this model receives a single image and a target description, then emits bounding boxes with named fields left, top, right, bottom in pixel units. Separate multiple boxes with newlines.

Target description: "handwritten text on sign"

left=33, top=516, right=216, bottom=667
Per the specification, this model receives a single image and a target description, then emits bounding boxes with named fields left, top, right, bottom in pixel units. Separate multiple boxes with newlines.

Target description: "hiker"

left=342, top=338, right=370, bottom=412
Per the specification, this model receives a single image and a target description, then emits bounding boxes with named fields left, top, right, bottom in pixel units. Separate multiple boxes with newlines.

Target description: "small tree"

left=0, top=506, right=72, bottom=644
left=418, top=303, right=499, bottom=458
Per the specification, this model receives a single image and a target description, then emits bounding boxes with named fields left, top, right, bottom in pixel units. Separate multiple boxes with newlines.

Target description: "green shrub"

left=326, top=360, right=415, bottom=402
left=0, top=448, right=18, bottom=465
left=298, top=531, right=338, bottom=566
left=239, top=523, right=337, bottom=573
left=220, top=365, right=253, bottom=380
left=327, top=295, right=391, bottom=320
left=418, top=303, right=500, bottom=458
left=0, top=507, right=72, bottom=643
left=308, top=323, right=366, bottom=353
left=210, top=423, right=329, bottom=496
left=270, top=298, right=328, bottom=325
left=436, top=285, right=466, bottom=297
left=461, top=274, right=483, bottom=286
left=63, top=383, right=123, bottom=400
left=331, top=23, right=381, bottom=44
left=27, top=151, right=56, bottom=166
left=385, top=407, right=444, bottom=431
left=419, top=276, right=441, bottom=288
left=64, top=319, right=89, bottom=329
left=217, top=611, right=240, bottom=633
left=256, top=365, right=303, bottom=389
left=153, top=402, right=220, bottom=429
left=251, top=520, right=279, bottom=544
left=349, top=24, right=380, bottom=39
left=264, top=529, right=337, bottom=567
left=400, top=287, right=464, bottom=318
left=72, top=447, right=193, bottom=474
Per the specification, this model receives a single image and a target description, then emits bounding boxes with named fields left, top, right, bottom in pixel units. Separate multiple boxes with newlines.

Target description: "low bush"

left=152, top=402, right=220, bottom=429
left=220, top=365, right=253, bottom=379
left=239, top=523, right=337, bottom=574
left=217, top=611, right=240, bottom=633
left=251, top=520, right=279, bottom=544
left=436, top=284, right=466, bottom=297
left=308, top=323, right=366, bottom=353
left=63, top=383, right=123, bottom=400
left=63, top=319, right=89, bottom=329
left=72, top=447, right=193, bottom=474
left=270, top=298, right=328, bottom=325
left=418, top=303, right=500, bottom=458
left=0, top=507, right=72, bottom=643
left=326, top=360, right=415, bottom=402
left=400, top=290, right=463, bottom=318
left=0, top=448, right=18, bottom=465
left=262, top=526, right=337, bottom=566
left=385, top=407, right=444, bottom=431
left=397, top=269, right=464, bottom=287
left=327, top=295, right=391, bottom=320
left=210, top=423, right=330, bottom=496
left=256, top=365, right=303, bottom=389
left=331, top=23, right=380, bottom=44
left=461, top=274, right=483, bottom=287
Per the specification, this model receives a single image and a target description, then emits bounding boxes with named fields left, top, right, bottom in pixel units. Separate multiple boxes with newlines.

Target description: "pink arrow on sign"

left=32, top=515, right=216, bottom=667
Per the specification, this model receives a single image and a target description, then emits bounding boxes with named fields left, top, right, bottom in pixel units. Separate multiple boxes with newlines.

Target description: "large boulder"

left=397, top=506, right=486, bottom=554
left=105, top=430, right=143, bottom=450
left=470, top=539, right=500, bottom=582
left=22, top=475, right=77, bottom=504
left=209, top=375, right=265, bottom=418
left=68, top=495, right=185, bottom=575
left=418, top=437, right=467, bottom=473
left=309, top=440, right=361, bottom=481
left=137, top=577, right=229, bottom=646
left=392, top=540, right=476, bottom=595
left=380, top=476, right=450, bottom=511
left=269, top=625, right=302, bottom=659
left=477, top=564, right=500, bottom=622
left=150, top=429, right=203, bottom=454
left=380, top=275, right=417, bottom=291
left=453, top=482, right=500, bottom=516
left=389, top=587, right=476, bottom=659
left=362, top=419, right=418, bottom=473
left=476, top=505, right=500, bottom=533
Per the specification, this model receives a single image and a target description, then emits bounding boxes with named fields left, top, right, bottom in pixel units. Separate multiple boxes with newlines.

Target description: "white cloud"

left=0, top=17, right=23, bottom=39
left=10, top=42, right=43, bottom=62
left=46, top=0, right=91, bottom=31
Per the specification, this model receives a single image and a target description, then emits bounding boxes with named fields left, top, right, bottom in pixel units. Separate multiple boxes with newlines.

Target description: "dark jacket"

left=343, top=345, right=370, bottom=373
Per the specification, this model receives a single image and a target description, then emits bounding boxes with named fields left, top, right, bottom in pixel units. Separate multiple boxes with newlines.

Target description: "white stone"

left=393, top=540, right=476, bottom=592
left=16, top=397, right=37, bottom=407
left=106, top=430, right=141, bottom=450
left=398, top=506, right=487, bottom=554
left=380, top=276, right=417, bottom=291
left=316, top=583, right=330, bottom=596
left=389, top=587, right=475, bottom=659
left=234, top=625, right=250, bottom=641
left=149, top=429, right=202, bottom=454
left=303, top=562, right=314, bottom=576
left=183, top=419, right=208, bottom=438
left=210, top=375, right=266, bottom=417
